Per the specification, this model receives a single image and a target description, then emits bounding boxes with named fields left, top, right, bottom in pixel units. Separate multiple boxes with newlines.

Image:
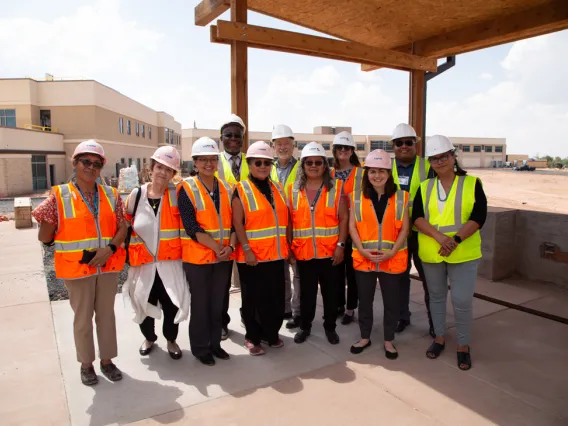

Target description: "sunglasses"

left=336, top=145, right=353, bottom=152
left=253, top=159, right=273, bottom=167
left=304, top=160, right=324, bottom=167
left=195, top=157, right=219, bottom=164
left=222, top=132, right=243, bottom=140
left=394, top=140, right=415, bottom=148
left=78, top=158, right=103, bottom=169
left=429, top=153, right=451, bottom=164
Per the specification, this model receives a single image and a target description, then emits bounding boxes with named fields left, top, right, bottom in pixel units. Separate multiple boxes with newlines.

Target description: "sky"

left=1, top=0, right=567, bottom=157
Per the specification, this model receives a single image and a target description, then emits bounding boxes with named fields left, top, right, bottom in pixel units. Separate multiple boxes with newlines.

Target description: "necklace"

left=437, top=177, right=454, bottom=202
left=198, top=176, right=216, bottom=197
left=148, top=198, right=160, bottom=209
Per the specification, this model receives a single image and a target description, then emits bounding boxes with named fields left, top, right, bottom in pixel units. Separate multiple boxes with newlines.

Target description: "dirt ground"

left=470, top=169, right=568, bottom=214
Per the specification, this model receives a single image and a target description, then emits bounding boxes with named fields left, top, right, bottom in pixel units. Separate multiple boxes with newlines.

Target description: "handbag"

left=124, top=187, right=142, bottom=265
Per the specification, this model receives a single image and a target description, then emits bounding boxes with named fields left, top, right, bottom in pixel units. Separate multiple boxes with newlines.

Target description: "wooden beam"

left=409, top=71, right=425, bottom=156
left=230, top=0, right=249, bottom=149
left=215, top=20, right=437, bottom=72
left=195, top=0, right=230, bottom=27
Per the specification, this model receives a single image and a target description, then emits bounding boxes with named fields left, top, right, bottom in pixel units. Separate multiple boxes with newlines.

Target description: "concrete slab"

left=0, top=271, right=49, bottom=308
left=521, top=295, right=568, bottom=320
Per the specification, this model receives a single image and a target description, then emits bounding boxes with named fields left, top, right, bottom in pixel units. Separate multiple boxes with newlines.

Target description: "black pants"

left=355, top=270, right=402, bottom=341
left=298, top=258, right=337, bottom=332
left=238, top=260, right=285, bottom=346
left=335, top=240, right=358, bottom=310
left=139, top=272, right=179, bottom=342
left=185, top=261, right=232, bottom=357
left=399, top=232, right=432, bottom=324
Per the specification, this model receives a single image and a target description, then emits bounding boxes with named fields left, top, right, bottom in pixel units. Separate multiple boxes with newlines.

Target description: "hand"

left=88, top=247, right=112, bottom=267
left=437, top=235, right=457, bottom=257
left=332, top=246, right=344, bottom=265
left=376, top=250, right=395, bottom=262
left=245, top=250, right=258, bottom=266
left=360, top=249, right=381, bottom=264
left=288, top=251, right=296, bottom=265
left=217, top=246, right=233, bottom=261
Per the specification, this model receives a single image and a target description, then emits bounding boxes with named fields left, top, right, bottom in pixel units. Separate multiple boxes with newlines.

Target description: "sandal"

left=457, top=348, right=472, bottom=370
left=426, top=341, right=445, bottom=359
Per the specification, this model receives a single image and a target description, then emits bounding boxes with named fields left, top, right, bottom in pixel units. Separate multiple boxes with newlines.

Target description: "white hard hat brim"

left=151, top=156, right=180, bottom=172
left=390, top=136, right=422, bottom=142
left=246, top=154, right=274, bottom=160
left=73, top=151, right=107, bottom=165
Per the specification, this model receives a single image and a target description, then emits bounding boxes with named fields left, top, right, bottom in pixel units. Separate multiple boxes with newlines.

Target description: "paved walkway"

left=1, top=221, right=567, bottom=426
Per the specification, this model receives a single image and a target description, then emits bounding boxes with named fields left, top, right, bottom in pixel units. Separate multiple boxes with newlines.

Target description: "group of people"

left=32, top=116, right=487, bottom=387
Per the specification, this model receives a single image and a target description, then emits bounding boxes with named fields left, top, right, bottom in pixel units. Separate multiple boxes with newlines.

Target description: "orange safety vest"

left=350, top=189, right=408, bottom=274
left=234, top=179, right=289, bottom=263
left=288, top=180, right=343, bottom=261
left=179, top=177, right=233, bottom=264
left=53, top=183, right=126, bottom=280
left=125, top=183, right=181, bottom=267
left=331, top=166, right=363, bottom=206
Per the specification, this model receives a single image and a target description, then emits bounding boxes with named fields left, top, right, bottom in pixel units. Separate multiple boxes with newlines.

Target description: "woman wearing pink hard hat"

left=32, top=139, right=127, bottom=385
left=123, top=145, right=189, bottom=362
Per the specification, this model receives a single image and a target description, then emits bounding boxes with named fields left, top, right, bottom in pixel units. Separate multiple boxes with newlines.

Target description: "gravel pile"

left=42, top=244, right=129, bottom=301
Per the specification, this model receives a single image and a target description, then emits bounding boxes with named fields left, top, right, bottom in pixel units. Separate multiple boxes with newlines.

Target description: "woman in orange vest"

left=232, top=141, right=290, bottom=356
left=288, top=142, right=348, bottom=345
left=178, top=137, right=236, bottom=366
left=32, top=140, right=127, bottom=386
left=349, top=150, right=410, bottom=359
left=123, top=146, right=189, bottom=361
left=331, top=131, right=363, bottom=325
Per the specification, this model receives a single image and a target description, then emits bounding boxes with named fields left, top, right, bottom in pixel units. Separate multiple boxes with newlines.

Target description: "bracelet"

left=337, top=242, right=346, bottom=248
left=242, top=243, right=251, bottom=251
left=229, top=245, right=235, bottom=252
left=43, top=239, right=55, bottom=247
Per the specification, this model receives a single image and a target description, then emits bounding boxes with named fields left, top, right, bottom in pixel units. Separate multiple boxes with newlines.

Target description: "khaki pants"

left=64, top=273, right=119, bottom=364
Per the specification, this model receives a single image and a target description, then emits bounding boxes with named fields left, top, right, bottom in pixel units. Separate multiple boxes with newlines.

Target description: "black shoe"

left=196, top=354, right=216, bottom=366
left=341, top=313, right=354, bottom=325
left=337, top=306, right=346, bottom=318
left=286, top=316, right=301, bottom=329
left=139, top=340, right=154, bottom=356
left=326, top=331, right=340, bottom=345
left=212, top=348, right=230, bottom=360
left=395, top=319, right=410, bottom=333
left=384, top=344, right=399, bottom=360
left=350, top=340, right=372, bottom=354
left=283, top=311, right=293, bottom=320
left=167, top=342, right=182, bottom=360
left=294, top=329, right=311, bottom=344
left=221, top=327, right=229, bottom=340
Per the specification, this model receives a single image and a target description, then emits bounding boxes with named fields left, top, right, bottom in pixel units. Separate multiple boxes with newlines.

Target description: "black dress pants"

left=238, top=260, right=285, bottom=346
left=335, top=240, right=358, bottom=310
left=298, top=258, right=337, bottom=332
left=139, top=272, right=179, bottom=342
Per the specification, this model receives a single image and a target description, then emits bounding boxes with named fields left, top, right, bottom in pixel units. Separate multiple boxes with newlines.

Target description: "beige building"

left=0, top=77, right=181, bottom=197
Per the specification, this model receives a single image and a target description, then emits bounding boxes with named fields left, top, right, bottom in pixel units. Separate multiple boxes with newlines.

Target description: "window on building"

left=495, top=146, right=503, bottom=153
left=370, top=140, right=391, bottom=151
left=120, top=157, right=125, bottom=164
left=141, top=124, right=145, bottom=138
left=297, top=142, right=306, bottom=149
left=149, top=127, right=152, bottom=139
left=137, top=158, right=141, bottom=171
left=462, top=145, right=471, bottom=152
left=136, top=122, right=140, bottom=136
left=128, top=158, right=133, bottom=166
left=485, top=145, right=493, bottom=153
left=118, top=117, right=123, bottom=133
left=165, top=129, right=170, bottom=144
left=31, top=155, right=48, bottom=190
left=127, top=120, right=131, bottom=135
left=143, top=158, right=147, bottom=163
left=473, top=145, right=482, bottom=153
left=322, top=143, right=331, bottom=150
left=0, top=109, right=16, bottom=127
left=356, top=143, right=365, bottom=151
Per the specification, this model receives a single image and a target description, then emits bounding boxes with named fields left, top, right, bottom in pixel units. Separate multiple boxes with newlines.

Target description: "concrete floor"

left=1, top=221, right=567, bottom=426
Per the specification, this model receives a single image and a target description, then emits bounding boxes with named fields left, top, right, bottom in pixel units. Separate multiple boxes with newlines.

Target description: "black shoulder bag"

left=124, top=188, right=142, bottom=265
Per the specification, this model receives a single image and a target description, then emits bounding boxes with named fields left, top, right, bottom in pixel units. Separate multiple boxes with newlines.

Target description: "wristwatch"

left=242, top=243, right=251, bottom=251
left=229, top=244, right=236, bottom=252
left=107, top=243, right=117, bottom=254
left=337, top=242, right=346, bottom=248
left=452, top=235, right=462, bottom=244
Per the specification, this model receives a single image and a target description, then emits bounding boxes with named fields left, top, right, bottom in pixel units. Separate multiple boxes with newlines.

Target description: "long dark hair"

left=332, top=146, right=361, bottom=169
left=297, top=158, right=334, bottom=191
left=362, top=168, right=397, bottom=200
left=454, top=155, right=468, bottom=176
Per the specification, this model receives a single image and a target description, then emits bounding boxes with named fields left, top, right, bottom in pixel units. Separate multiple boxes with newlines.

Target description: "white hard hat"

left=391, top=123, right=418, bottom=141
left=151, top=146, right=181, bottom=172
left=332, top=131, right=355, bottom=148
left=192, top=137, right=219, bottom=157
left=72, top=139, right=106, bottom=164
left=364, top=149, right=392, bottom=169
left=300, top=142, right=326, bottom=159
left=220, top=114, right=246, bottom=133
left=425, top=135, right=455, bottom=158
left=272, top=124, right=294, bottom=141
left=246, top=141, right=274, bottom=160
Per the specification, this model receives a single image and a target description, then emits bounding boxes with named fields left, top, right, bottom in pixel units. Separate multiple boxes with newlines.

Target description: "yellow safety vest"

left=392, top=156, right=430, bottom=210
left=215, top=152, right=249, bottom=184
left=270, top=159, right=299, bottom=193
left=417, top=175, right=482, bottom=264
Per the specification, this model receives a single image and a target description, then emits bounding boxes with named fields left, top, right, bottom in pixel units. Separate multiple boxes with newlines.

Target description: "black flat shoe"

left=341, top=313, right=354, bottom=325
left=426, top=341, right=445, bottom=359
left=457, top=348, right=472, bottom=371
left=350, top=340, right=371, bottom=354
left=196, top=354, right=216, bottom=366
left=325, top=331, right=340, bottom=345
left=212, top=348, right=230, bottom=360
left=286, top=316, right=301, bottom=329
left=384, top=344, right=398, bottom=360
left=294, top=329, right=311, bottom=344
left=395, top=319, right=410, bottom=333
left=167, top=342, right=182, bottom=360
left=139, top=340, right=154, bottom=356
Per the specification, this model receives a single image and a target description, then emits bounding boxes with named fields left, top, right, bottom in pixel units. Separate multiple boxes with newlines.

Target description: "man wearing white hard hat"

left=32, top=140, right=127, bottom=386
left=269, top=124, right=301, bottom=327
left=216, top=114, right=248, bottom=184
left=123, top=145, right=189, bottom=362
left=390, top=123, right=435, bottom=337
left=178, top=137, right=237, bottom=365
left=413, top=135, right=487, bottom=371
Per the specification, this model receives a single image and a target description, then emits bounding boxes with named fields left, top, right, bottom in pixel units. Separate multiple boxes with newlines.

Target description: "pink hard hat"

left=364, top=149, right=392, bottom=169
left=151, top=146, right=181, bottom=172
left=246, top=141, right=274, bottom=160
left=72, top=139, right=106, bottom=164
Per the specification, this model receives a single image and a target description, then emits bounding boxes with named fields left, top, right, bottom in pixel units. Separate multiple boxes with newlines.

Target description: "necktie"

left=231, top=155, right=240, bottom=181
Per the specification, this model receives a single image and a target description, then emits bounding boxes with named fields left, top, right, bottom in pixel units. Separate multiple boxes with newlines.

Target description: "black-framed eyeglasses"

left=195, top=157, right=219, bottom=164
left=253, top=159, right=273, bottom=167
left=336, top=145, right=353, bottom=151
left=222, top=132, right=243, bottom=140
left=304, top=160, right=324, bottom=167
left=78, top=158, right=103, bottom=169
left=429, top=153, right=451, bottom=164
left=394, top=139, right=415, bottom=148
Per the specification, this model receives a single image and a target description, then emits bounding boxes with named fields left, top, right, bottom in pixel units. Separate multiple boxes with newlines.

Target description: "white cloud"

left=479, top=72, right=493, bottom=80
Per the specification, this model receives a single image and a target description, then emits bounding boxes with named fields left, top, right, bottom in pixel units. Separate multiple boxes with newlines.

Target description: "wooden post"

left=409, top=70, right=426, bottom=156
left=231, top=0, right=248, bottom=150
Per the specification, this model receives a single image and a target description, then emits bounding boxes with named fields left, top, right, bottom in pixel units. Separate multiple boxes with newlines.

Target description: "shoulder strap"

left=125, top=187, right=142, bottom=264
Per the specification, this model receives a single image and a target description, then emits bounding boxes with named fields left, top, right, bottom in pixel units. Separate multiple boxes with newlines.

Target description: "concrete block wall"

left=0, top=156, right=33, bottom=197
left=479, top=207, right=517, bottom=281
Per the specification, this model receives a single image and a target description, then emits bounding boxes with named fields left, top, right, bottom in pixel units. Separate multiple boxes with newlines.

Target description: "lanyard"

left=76, top=183, right=99, bottom=217
left=309, top=184, right=324, bottom=211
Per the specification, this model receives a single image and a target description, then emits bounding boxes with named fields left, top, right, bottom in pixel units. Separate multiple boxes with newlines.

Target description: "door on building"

left=40, top=110, right=52, bottom=130
left=49, top=164, right=56, bottom=187
left=32, top=155, right=48, bottom=190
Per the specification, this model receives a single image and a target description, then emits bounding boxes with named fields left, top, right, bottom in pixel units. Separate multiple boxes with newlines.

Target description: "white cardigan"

left=123, top=183, right=190, bottom=325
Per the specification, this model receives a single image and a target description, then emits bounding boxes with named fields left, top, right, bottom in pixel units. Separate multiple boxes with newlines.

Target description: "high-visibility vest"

left=52, top=183, right=126, bottom=280
left=288, top=179, right=343, bottom=261
left=215, top=152, right=249, bottom=184
left=125, top=183, right=181, bottom=267
left=331, top=166, right=363, bottom=196
left=392, top=156, right=431, bottom=210
left=234, top=179, right=289, bottom=263
left=350, top=189, right=409, bottom=274
left=178, top=177, right=233, bottom=264
left=270, top=159, right=299, bottom=193
left=417, top=175, right=482, bottom=264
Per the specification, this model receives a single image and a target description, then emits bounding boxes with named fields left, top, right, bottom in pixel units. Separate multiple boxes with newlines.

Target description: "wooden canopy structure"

left=195, top=0, right=568, bottom=152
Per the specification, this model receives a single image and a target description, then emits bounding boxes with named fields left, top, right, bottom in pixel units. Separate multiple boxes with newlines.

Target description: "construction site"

left=1, top=1, right=568, bottom=426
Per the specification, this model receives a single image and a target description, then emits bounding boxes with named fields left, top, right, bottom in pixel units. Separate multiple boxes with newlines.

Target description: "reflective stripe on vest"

left=424, top=176, right=466, bottom=234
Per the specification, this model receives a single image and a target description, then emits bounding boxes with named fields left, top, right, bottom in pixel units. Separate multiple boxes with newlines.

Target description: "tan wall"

left=0, top=104, right=34, bottom=128
left=48, top=106, right=97, bottom=140
left=508, top=154, right=529, bottom=162
left=0, top=79, right=37, bottom=105
left=94, top=107, right=157, bottom=147
left=0, top=155, right=33, bottom=197
left=48, top=156, right=67, bottom=186
left=527, top=160, right=548, bottom=168
left=0, top=127, right=64, bottom=151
